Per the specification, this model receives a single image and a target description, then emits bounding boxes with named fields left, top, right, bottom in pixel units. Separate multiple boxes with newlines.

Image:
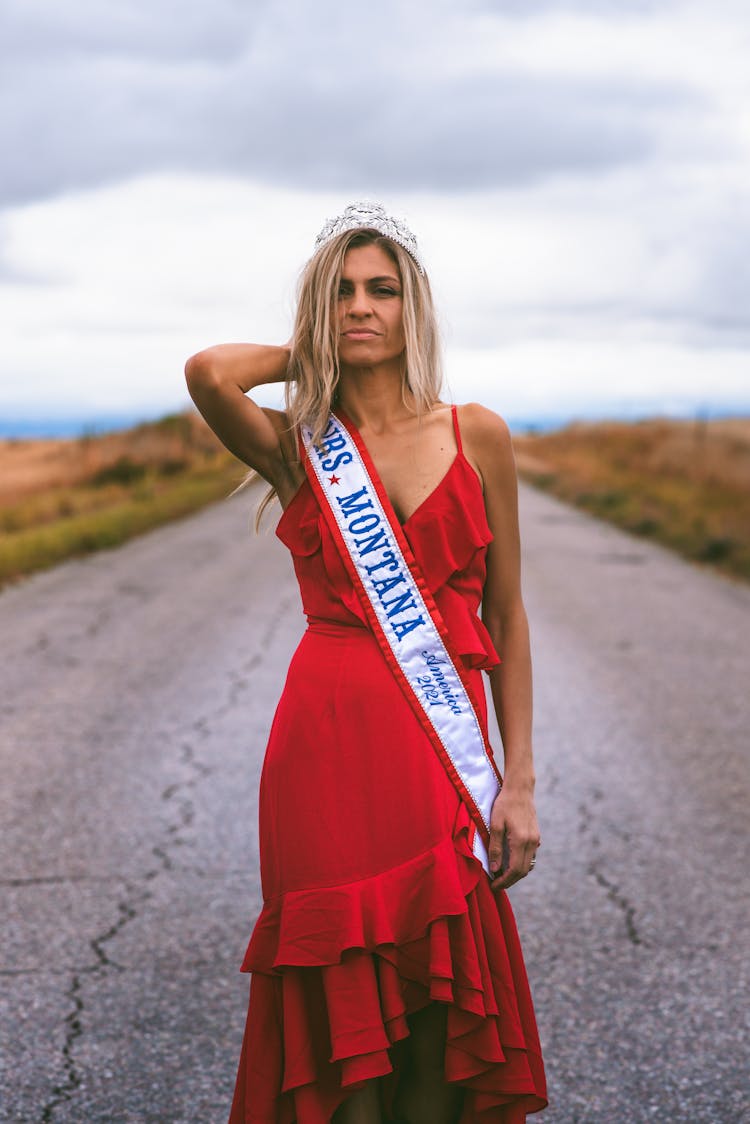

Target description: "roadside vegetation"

left=0, top=411, right=256, bottom=591
left=1, top=410, right=748, bottom=592
left=513, top=416, right=750, bottom=583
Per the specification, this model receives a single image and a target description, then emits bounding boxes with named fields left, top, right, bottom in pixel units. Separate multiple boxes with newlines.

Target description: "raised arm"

left=461, top=402, right=540, bottom=891
left=184, top=343, right=300, bottom=498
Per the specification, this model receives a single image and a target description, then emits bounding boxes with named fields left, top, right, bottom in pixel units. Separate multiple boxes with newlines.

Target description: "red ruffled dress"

left=229, top=406, right=547, bottom=1123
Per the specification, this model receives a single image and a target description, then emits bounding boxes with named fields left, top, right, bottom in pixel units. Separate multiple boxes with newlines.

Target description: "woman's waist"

left=290, top=615, right=489, bottom=728
left=304, top=614, right=372, bottom=639
left=299, top=610, right=497, bottom=672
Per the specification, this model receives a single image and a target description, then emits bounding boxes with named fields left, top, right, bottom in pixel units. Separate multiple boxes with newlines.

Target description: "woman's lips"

left=343, top=330, right=379, bottom=340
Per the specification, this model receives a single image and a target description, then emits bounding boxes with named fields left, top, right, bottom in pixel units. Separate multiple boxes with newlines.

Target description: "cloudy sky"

left=2, top=0, right=749, bottom=432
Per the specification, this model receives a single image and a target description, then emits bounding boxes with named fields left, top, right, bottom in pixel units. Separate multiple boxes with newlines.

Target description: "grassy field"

left=513, top=415, right=750, bottom=583
left=1, top=410, right=749, bottom=591
left=0, top=411, right=258, bottom=591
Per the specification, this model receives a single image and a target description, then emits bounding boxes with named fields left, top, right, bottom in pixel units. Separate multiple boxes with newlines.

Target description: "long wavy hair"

left=231, top=227, right=445, bottom=530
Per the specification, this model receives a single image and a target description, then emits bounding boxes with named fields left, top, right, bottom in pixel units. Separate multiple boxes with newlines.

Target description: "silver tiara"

left=313, top=201, right=425, bottom=275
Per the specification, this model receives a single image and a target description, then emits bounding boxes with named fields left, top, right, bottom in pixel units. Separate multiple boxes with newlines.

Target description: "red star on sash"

left=328, top=474, right=341, bottom=485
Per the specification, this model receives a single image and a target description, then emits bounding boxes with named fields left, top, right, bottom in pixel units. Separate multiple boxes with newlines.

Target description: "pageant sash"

left=299, top=411, right=502, bottom=876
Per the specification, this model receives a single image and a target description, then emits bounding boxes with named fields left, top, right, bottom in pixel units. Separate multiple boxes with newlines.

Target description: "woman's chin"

left=338, top=345, right=404, bottom=372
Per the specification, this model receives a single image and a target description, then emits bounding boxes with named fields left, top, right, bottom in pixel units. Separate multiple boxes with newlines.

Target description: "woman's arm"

left=184, top=342, right=296, bottom=490
left=461, top=403, right=541, bottom=892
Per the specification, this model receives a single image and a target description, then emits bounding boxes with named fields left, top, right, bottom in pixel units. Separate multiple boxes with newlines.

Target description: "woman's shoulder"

left=455, top=401, right=512, bottom=448
left=453, top=403, right=515, bottom=495
left=454, top=404, right=519, bottom=510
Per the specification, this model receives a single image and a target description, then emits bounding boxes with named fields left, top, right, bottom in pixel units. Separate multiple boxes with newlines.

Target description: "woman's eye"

left=337, top=284, right=400, bottom=298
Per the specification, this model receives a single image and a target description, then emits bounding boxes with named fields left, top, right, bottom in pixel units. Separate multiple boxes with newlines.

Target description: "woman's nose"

left=347, top=285, right=372, bottom=316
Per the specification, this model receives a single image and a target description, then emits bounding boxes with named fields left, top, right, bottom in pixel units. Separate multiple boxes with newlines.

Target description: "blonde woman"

left=185, top=203, right=547, bottom=1124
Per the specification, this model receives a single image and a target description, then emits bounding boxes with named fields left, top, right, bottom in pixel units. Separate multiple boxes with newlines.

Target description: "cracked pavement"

left=1, top=483, right=748, bottom=1122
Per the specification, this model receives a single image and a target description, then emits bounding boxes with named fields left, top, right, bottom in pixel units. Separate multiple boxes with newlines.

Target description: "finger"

left=491, top=863, right=523, bottom=892
left=491, top=863, right=526, bottom=891
left=487, top=827, right=507, bottom=877
left=490, top=840, right=536, bottom=891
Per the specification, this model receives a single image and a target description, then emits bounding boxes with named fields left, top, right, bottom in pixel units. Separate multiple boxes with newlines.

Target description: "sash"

left=299, top=410, right=502, bottom=876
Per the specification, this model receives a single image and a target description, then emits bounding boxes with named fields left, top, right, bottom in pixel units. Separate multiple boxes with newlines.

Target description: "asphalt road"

left=1, top=482, right=748, bottom=1123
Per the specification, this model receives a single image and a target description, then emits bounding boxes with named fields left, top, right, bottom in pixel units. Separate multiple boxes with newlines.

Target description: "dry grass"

left=513, top=416, right=750, bottom=582
left=0, top=410, right=258, bottom=590
left=3, top=409, right=748, bottom=591
left=0, top=411, right=228, bottom=504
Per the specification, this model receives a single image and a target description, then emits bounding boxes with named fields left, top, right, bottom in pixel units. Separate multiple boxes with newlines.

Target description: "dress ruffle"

left=232, top=802, right=547, bottom=1124
left=434, top=586, right=501, bottom=671
left=404, top=456, right=501, bottom=672
left=275, top=464, right=502, bottom=672
left=403, top=457, right=494, bottom=594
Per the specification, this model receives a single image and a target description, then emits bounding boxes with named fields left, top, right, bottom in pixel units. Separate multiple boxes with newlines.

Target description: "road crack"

left=587, top=862, right=643, bottom=946
left=40, top=975, right=84, bottom=1123
left=38, top=590, right=296, bottom=1119
left=0, top=874, right=114, bottom=888
left=578, top=792, right=645, bottom=949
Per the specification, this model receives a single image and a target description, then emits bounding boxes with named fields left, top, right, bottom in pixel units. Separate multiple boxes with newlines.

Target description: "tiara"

left=313, top=201, right=425, bottom=275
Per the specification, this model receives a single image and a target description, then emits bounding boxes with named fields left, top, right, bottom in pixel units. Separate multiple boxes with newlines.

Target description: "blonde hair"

left=232, top=227, right=444, bottom=530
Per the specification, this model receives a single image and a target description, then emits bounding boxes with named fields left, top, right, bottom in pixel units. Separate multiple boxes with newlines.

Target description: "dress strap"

left=450, top=403, right=464, bottom=455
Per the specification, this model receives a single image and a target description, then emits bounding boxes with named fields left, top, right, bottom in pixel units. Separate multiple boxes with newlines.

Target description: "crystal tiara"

left=313, top=201, right=425, bottom=275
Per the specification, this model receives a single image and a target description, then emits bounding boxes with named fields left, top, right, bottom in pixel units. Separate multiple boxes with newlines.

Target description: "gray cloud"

left=446, top=207, right=750, bottom=348
left=685, top=220, right=750, bottom=340
left=1, top=0, right=265, bottom=61
left=0, top=0, right=707, bottom=207
left=487, top=0, right=680, bottom=13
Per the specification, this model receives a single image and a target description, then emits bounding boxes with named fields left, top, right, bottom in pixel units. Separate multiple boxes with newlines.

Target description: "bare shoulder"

left=455, top=402, right=515, bottom=486
left=456, top=401, right=511, bottom=443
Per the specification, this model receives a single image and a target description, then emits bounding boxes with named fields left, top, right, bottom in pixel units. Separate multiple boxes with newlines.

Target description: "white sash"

left=300, top=411, right=502, bottom=876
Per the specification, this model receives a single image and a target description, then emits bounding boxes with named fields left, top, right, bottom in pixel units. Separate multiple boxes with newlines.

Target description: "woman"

left=185, top=202, right=547, bottom=1123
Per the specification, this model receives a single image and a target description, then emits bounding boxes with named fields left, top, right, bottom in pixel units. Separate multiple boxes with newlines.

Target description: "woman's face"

left=337, top=243, right=405, bottom=371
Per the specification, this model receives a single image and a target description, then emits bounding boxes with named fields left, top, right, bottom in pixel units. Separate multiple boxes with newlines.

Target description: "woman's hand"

left=488, top=784, right=541, bottom=892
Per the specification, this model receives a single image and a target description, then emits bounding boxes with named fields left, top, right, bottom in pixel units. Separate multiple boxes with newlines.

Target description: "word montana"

left=334, top=485, right=424, bottom=640
left=311, top=417, right=426, bottom=640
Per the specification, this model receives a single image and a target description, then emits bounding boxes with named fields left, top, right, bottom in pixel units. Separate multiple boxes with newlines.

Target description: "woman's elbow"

left=184, top=349, right=217, bottom=388
left=482, top=596, right=528, bottom=644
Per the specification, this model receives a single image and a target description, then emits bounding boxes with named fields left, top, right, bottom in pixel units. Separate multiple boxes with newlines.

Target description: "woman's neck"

left=336, top=365, right=417, bottom=434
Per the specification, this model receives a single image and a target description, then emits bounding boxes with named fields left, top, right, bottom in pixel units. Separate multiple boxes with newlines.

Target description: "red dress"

left=229, top=405, right=547, bottom=1123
